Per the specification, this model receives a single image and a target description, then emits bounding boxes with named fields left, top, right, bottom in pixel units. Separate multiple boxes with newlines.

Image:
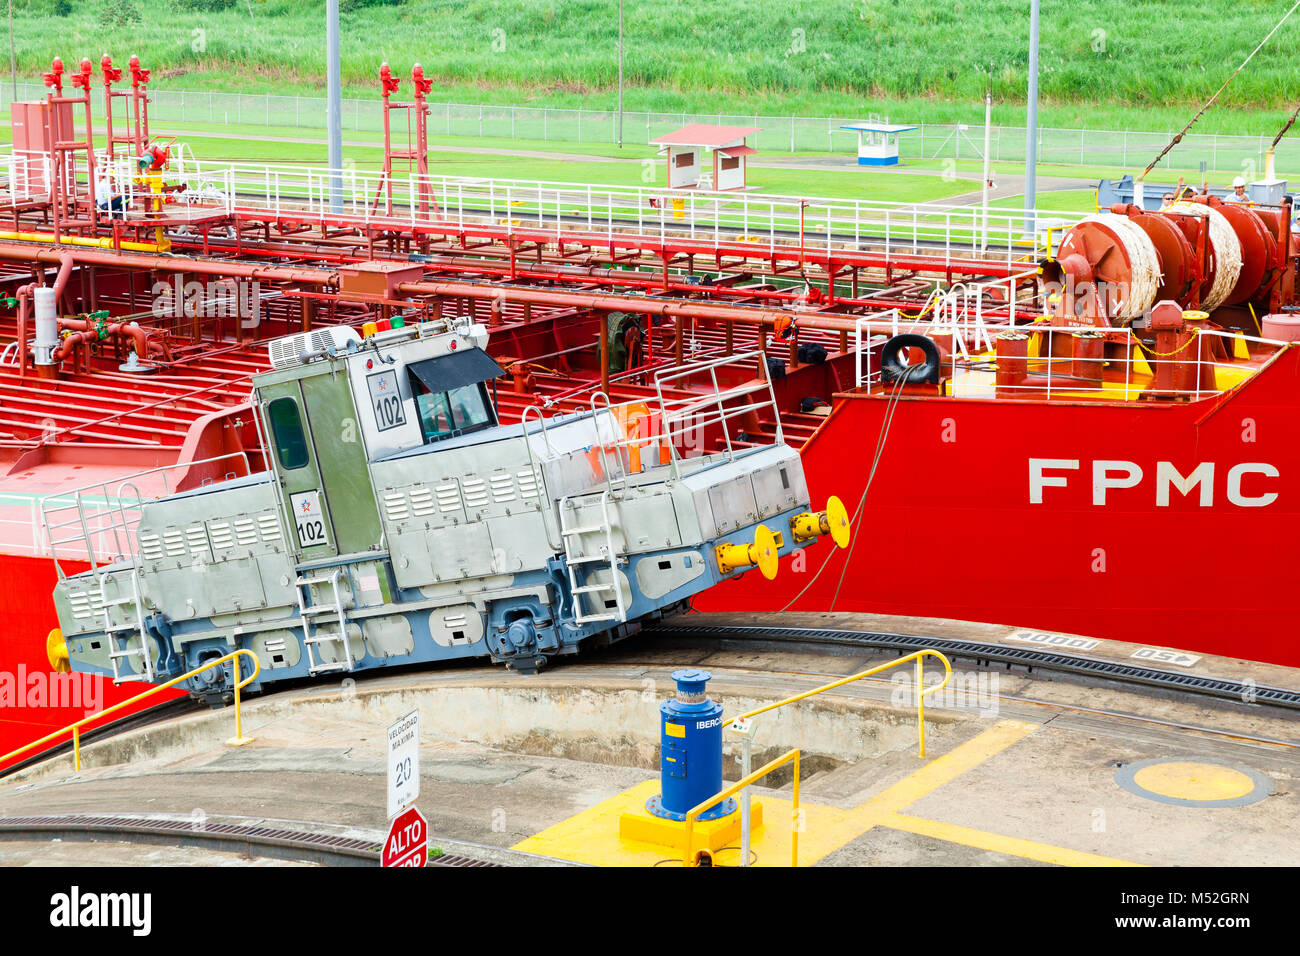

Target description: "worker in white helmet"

left=1224, top=176, right=1250, bottom=203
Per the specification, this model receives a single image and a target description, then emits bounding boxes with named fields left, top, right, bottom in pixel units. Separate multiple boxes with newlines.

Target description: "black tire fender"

left=880, top=334, right=940, bottom=385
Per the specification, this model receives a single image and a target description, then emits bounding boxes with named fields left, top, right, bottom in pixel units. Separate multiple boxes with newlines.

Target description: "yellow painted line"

left=883, top=813, right=1143, bottom=867
left=853, top=719, right=1039, bottom=816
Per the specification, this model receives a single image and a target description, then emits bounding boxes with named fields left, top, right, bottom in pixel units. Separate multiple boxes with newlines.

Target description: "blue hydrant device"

left=646, top=668, right=736, bottom=821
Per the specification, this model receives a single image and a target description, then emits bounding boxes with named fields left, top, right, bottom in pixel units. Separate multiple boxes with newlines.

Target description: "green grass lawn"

left=0, top=119, right=975, bottom=203
left=6, top=97, right=1277, bottom=208
left=10, top=0, right=1300, bottom=137
left=989, top=187, right=1099, bottom=215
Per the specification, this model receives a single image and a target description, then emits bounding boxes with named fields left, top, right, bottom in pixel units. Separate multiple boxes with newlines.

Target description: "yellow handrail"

left=723, top=649, right=952, bottom=757
left=683, top=749, right=801, bottom=867
left=0, top=649, right=261, bottom=773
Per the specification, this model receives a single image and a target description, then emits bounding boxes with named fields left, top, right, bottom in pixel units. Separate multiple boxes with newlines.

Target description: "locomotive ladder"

left=294, top=568, right=357, bottom=675
left=99, top=567, right=157, bottom=685
left=559, top=489, right=628, bottom=626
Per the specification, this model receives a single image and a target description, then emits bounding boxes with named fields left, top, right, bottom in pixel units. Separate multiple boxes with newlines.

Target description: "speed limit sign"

left=387, top=710, right=419, bottom=819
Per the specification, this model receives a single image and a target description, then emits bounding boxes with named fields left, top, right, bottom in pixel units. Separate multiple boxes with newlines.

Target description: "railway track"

left=0, top=814, right=499, bottom=867
left=0, top=621, right=1291, bottom=865
left=645, top=622, right=1300, bottom=713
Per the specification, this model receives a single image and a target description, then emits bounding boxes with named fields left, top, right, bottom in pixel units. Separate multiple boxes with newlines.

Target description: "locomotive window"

left=268, top=397, right=309, bottom=470
left=409, top=376, right=496, bottom=445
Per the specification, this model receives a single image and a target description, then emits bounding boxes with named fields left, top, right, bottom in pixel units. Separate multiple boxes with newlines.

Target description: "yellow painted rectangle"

left=512, top=718, right=1138, bottom=867
left=664, top=722, right=685, bottom=738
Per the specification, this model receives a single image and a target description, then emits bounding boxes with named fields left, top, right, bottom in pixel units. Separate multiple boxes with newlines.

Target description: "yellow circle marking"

left=1131, top=761, right=1255, bottom=802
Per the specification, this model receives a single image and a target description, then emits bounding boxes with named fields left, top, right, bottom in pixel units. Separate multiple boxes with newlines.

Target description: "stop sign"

left=382, top=806, right=428, bottom=867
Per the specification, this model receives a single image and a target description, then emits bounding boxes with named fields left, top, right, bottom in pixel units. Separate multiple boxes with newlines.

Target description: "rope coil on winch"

left=1164, top=202, right=1243, bottom=312
left=1073, top=214, right=1162, bottom=320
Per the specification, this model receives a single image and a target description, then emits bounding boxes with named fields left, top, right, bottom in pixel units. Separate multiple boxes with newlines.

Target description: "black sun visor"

left=408, top=350, right=504, bottom=393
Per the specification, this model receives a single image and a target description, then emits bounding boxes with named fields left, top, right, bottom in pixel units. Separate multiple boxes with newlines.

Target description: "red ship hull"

left=701, top=347, right=1300, bottom=667
left=0, top=554, right=150, bottom=765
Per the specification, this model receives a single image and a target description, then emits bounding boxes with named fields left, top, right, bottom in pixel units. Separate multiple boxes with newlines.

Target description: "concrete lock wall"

left=6, top=674, right=966, bottom=786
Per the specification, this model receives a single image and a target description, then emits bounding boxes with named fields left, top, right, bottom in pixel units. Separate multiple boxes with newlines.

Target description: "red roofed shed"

left=650, top=124, right=759, bottom=191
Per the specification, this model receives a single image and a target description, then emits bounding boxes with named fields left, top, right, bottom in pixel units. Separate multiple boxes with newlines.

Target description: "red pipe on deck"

left=15, top=252, right=76, bottom=378
left=398, top=277, right=866, bottom=334
left=0, top=243, right=338, bottom=287
left=51, top=318, right=171, bottom=366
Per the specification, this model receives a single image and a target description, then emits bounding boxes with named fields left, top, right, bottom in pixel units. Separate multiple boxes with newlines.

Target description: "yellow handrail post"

left=791, top=750, right=800, bottom=868
left=72, top=726, right=80, bottom=773
left=722, top=649, right=951, bottom=758
left=916, top=655, right=926, bottom=758
left=226, top=651, right=254, bottom=747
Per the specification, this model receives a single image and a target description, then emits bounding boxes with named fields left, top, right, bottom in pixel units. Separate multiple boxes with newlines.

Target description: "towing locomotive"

left=44, top=316, right=848, bottom=702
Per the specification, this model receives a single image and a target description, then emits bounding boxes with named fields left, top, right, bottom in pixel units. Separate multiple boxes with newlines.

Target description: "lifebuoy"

left=880, top=334, right=941, bottom=385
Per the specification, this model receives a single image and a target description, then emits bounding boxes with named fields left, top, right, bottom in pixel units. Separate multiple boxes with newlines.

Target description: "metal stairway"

left=558, top=490, right=628, bottom=626
left=294, top=568, right=357, bottom=674
left=100, top=568, right=156, bottom=684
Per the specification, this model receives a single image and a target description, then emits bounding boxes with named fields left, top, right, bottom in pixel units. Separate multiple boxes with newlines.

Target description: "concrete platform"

left=0, top=612, right=1296, bottom=867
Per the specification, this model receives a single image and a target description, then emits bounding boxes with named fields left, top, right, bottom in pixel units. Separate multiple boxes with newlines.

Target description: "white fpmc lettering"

left=1028, top=458, right=1078, bottom=504
left=1028, top=458, right=1278, bottom=508
left=1156, top=461, right=1213, bottom=507
left=1227, top=462, right=1279, bottom=507
left=1091, top=460, right=1142, bottom=505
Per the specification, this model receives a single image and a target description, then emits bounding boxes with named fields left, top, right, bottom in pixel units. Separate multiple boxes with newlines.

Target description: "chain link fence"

left=1, top=81, right=1292, bottom=178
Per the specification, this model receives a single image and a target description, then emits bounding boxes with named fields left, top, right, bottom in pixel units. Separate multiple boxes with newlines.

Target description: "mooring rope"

left=1270, top=101, right=1300, bottom=150
left=1140, top=0, right=1300, bottom=179
left=1164, top=201, right=1243, bottom=310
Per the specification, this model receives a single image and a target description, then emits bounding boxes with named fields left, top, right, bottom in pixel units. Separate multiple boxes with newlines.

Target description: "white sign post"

left=387, top=710, right=420, bottom=819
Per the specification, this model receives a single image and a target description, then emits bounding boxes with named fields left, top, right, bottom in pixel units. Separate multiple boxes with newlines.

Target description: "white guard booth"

left=840, top=123, right=918, bottom=166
